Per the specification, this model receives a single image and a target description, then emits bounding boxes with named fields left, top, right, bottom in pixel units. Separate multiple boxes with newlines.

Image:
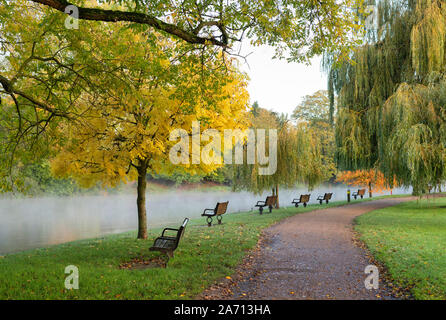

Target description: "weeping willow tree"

left=326, top=0, right=446, bottom=194
left=232, top=107, right=324, bottom=207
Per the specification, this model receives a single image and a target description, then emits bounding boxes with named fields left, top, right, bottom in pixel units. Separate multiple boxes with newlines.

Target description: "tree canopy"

left=292, top=90, right=332, bottom=126
left=30, top=0, right=364, bottom=63
left=0, top=0, right=239, bottom=190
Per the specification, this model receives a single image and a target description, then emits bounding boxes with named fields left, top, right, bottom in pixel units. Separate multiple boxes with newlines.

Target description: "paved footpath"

left=202, top=197, right=415, bottom=300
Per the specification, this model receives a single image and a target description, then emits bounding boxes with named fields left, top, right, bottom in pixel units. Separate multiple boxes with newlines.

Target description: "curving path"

left=202, top=197, right=415, bottom=300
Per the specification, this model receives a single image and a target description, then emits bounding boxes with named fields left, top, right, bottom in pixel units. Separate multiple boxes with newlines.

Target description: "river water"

left=0, top=184, right=411, bottom=255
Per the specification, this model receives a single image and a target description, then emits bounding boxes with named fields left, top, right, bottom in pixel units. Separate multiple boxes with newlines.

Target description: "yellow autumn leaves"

left=50, top=25, right=250, bottom=188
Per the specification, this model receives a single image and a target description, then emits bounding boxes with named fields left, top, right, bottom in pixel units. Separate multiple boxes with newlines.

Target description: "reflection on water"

left=0, top=184, right=411, bottom=255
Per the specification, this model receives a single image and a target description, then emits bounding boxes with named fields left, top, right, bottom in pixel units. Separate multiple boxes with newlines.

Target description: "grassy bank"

left=355, top=197, right=446, bottom=300
left=0, top=195, right=404, bottom=299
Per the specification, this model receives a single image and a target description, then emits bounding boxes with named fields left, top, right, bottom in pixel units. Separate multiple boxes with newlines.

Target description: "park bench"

left=317, top=193, right=333, bottom=204
left=353, top=189, right=366, bottom=200
left=255, top=195, right=277, bottom=214
left=201, top=201, right=229, bottom=227
left=149, top=218, right=189, bottom=259
left=291, top=194, right=311, bottom=207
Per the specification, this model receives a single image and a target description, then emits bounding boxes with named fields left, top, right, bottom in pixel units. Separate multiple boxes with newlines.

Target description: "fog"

left=0, top=184, right=411, bottom=255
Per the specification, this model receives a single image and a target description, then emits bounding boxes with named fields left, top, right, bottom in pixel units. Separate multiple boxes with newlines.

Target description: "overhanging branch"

left=30, top=0, right=229, bottom=48
left=0, top=74, right=70, bottom=118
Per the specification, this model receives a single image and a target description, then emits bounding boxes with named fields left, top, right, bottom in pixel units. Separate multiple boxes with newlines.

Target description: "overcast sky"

left=238, top=44, right=327, bottom=116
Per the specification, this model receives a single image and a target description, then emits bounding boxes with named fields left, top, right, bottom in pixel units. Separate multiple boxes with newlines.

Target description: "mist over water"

left=0, top=184, right=411, bottom=255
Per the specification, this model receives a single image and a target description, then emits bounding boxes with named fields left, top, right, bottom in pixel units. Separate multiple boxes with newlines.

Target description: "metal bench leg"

left=303, top=203, right=307, bottom=207
left=319, top=200, right=323, bottom=205
left=206, top=216, right=213, bottom=227
left=217, top=215, right=222, bottom=225
left=159, top=251, right=172, bottom=267
left=259, top=207, right=263, bottom=215
left=326, top=200, right=329, bottom=204
left=295, top=203, right=299, bottom=208
left=269, top=205, right=272, bottom=213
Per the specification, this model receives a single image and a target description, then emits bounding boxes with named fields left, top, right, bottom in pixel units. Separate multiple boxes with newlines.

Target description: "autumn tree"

left=336, top=169, right=398, bottom=197
left=325, top=0, right=446, bottom=194
left=0, top=2, right=250, bottom=238
left=49, top=28, right=250, bottom=239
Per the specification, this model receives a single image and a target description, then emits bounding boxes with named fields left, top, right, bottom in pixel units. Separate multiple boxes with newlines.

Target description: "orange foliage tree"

left=336, top=170, right=398, bottom=197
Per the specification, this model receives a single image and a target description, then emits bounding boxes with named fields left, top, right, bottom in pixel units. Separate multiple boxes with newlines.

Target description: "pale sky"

left=238, top=44, right=327, bottom=116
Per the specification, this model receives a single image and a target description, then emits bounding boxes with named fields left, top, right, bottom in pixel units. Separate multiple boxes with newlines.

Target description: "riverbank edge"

left=2, top=194, right=408, bottom=258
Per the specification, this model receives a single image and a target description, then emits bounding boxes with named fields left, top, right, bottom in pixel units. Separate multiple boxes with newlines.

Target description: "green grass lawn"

left=355, top=197, right=446, bottom=300
left=0, top=195, right=405, bottom=300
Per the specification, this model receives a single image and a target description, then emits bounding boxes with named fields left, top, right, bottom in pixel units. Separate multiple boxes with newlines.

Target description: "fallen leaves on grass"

left=119, top=257, right=167, bottom=270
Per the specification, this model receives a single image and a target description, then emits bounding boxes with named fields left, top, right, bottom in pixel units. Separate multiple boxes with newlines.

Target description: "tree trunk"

left=137, top=163, right=148, bottom=239
left=275, top=184, right=279, bottom=208
left=368, top=181, right=372, bottom=198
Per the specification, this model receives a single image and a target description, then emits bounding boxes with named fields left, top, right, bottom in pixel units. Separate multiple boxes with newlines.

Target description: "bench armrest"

left=291, top=199, right=299, bottom=203
left=256, top=200, right=266, bottom=206
left=162, top=228, right=179, bottom=237
left=317, top=196, right=323, bottom=200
